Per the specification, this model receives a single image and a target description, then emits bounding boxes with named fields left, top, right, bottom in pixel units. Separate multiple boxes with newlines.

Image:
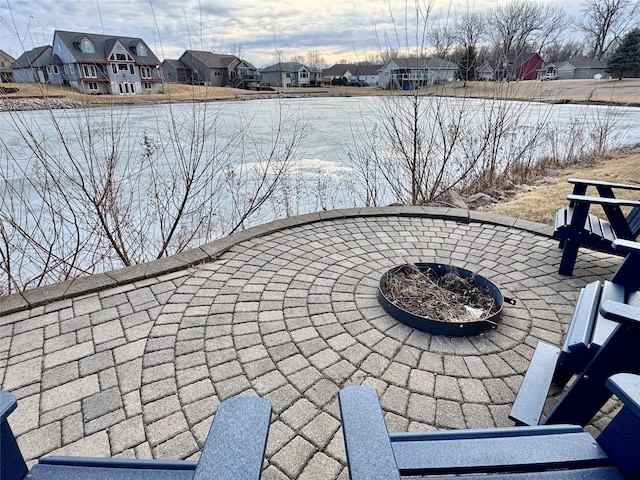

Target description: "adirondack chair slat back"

left=1, top=392, right=28, bottom=480
left=626, top=205, right=640, bottom=237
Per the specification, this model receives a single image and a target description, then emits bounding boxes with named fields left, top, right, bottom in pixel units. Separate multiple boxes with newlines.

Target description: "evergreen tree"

left=458, top=44, right=477, bottom=85
left=607, top=28, right=640, bottom=79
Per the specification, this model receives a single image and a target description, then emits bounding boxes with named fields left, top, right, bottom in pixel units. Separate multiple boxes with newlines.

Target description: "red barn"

left=479, top=53, right=544, bottom=81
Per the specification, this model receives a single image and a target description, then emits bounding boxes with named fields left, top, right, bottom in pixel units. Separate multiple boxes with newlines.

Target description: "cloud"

left=1, top=0, right=583, bottom=66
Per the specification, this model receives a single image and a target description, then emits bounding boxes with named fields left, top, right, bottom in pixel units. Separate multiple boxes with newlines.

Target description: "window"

left=118, top=64, right=128, bottom=71
left=46, top=65, right=52, bottom=74
left=300, top=70, right=309, bottom=78
left=52, top=65, right=59, bottom=74
left=82, top=39, right=94, bottom=53
left=137, top=44, right=147, bottom=56
left=112, top=64, right=117, bottom=74
left=118, top=82, right=135, bottom=94
left=129, top=64, right=135, bottom=75
left=82, top=64, right=97, bottom=78
left=63, top=65, right=69, bottom=74
left=140, top=66, right=152, bottom=78
left=143, top=81, right=152, bottom=90
left=110, top=48, right=133, bottom=62
left=88, top=82, right=98, bottom=90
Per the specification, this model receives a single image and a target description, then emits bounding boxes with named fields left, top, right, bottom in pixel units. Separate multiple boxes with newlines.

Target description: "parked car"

left=349, top=80, right=369, bottom=87
left=540, top=73, right=559, bottom=81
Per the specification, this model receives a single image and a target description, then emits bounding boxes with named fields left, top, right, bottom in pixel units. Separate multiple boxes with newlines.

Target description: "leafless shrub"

left=0, top=98, right=306, bottom=294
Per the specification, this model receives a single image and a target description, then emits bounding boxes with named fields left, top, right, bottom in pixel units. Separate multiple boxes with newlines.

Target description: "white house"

left=378, top=57, right=457, bottom=89
left=260, top=61, right=320, bottom=87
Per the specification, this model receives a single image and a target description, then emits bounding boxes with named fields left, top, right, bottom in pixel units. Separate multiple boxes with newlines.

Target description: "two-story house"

left=378, top=57, right=457, bottom=89
left=260, top=62, right=320, bottom=87
left=165, top=50, right=259, bottom=88
left=49, top=30, right=163, bottom=95
left=477, top=53, right=543, bottom=81
left=11, top=46, right=52, bottom=83
left=0, top=49, right=16, bottom=83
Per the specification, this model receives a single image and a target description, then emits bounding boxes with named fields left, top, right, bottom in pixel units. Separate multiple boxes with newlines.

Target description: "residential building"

left=167, top=50, right=260, bottom=88
left=0, top=49, right=15, bottom=83
left=260, top=62, right=320, bottom=87
left=378, top=57, right=457, bottom=89
left=11, top=46, right=52, bottom=83
left=161, top=59, right=191, bottom=84
left=556, top=57, right=608, bottom=80
left=48, top=30, right=163, bottom=94
left=477, top=53, right=543, bottom=81
left=322, top=63, right=382, bottom=85
left=355, top=64, right=382, bottom=86
left=322, top=64, right=358, bottom=84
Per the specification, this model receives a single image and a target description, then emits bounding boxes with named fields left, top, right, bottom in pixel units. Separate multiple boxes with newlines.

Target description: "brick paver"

left=0, top=208, right=621, bottom=479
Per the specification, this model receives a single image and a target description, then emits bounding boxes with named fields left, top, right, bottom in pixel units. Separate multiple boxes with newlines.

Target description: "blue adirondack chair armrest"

left=566, top=195, right=640, bottom=208
left=599, top=300, right=640, bottom=327
left=607, top=373, right=640, bottom=419
left=612, top=239, right=640, bottom=256
left=192, top=395, right=272, bottom=480
left=339, top=385, right=402, bottom=480
left=568, top=178, right=640, bottom=192
left=0, top=391, right=18, bottom=422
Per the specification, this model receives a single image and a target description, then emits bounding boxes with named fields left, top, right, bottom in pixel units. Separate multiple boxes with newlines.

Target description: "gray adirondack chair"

left=554, top=178, right=640, bottom=275
left=340, top=373, right=640, bottom=479
left=1, top=392, right=271, bottom=480
left=509, top=240, right=640, bottom=427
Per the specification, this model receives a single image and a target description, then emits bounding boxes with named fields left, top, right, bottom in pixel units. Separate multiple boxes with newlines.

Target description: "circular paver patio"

left=0, top=208, right=622, bottom=479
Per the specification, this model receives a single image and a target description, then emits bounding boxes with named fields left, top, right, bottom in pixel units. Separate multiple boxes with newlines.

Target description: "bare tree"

left=289, top=54, right=305, bottom=64
left=455, top=11, right=486, bottom=48
left=542, top=40, right=587, bottom=63
left=488, top=0, right=566, bottom=55
left=430, top=23, right=456, bottom=59
left=579, top=0, right=640, bottom=60
left=226, top=43, right=244, bottom=58
left=305, top=50, right=327, bottom=70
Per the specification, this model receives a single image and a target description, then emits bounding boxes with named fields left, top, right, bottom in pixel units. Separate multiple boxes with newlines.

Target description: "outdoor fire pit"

left=378, top=263, right=514, bottom=336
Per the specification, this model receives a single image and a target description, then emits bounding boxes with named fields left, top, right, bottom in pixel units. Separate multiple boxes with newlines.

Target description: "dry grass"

left=424, top=78, right=640, bottom=106
left=484, top=153, right=640, bottom=224
left=3, top=78, right=640, bottom=106
left=1, top=82, right=241, bottom=104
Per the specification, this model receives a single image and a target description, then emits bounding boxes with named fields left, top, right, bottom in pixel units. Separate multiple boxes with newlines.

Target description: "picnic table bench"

left=1, top=392, right=271, bottom=480
left=510, top=239, right=640, bottom=427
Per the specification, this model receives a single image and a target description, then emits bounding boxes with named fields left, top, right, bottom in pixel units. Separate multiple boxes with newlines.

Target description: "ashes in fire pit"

left=378, top=263, right=512, bottom=336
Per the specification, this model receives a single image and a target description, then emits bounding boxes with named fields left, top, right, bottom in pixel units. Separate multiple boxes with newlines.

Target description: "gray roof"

left=54, top=30, right=160, bottom=66
left=180, top=50, right=257, bottom=71
left=322, top=63, right=382, bottom=77
left=356, top=64, right=382, bottom=76
left=260, top=61, right=309, bottom=73
left=388, top=57, right=457, bottom=70
left=559, top=57, right=607, bottom=69
left=322, top=64, right=358, bottom=77
left=162, top=59, right=189, bottom=69
left=11, top=45, right=52, bottom=68
left=182, top=50, right=237, bottom=69
left=0, top=49, right=16, bottom=62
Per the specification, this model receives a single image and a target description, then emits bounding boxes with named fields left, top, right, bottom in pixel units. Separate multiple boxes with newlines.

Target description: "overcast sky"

left=1, top=0, right=581, bottom=67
